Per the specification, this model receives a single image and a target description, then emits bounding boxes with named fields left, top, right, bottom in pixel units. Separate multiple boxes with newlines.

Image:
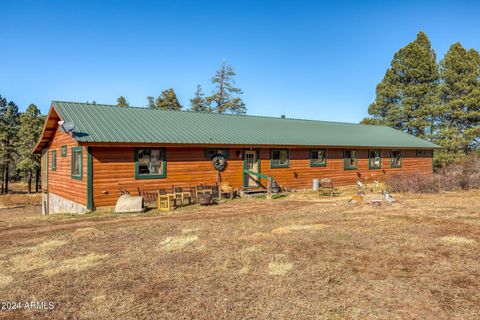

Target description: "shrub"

left=386, top=172, right=443, bottom=193
left=386, top=154, right=480, bottom=193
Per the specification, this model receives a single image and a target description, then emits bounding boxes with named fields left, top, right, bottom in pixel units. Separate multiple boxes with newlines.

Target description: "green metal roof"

left=51, top=101, right=440, bottom=149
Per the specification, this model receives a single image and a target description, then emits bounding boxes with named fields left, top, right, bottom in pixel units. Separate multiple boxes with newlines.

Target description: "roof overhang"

left=32, top=104, right=63, bottom=153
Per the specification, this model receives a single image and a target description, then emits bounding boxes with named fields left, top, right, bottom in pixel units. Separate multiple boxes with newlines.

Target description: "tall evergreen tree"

left=0, top=98, right=20, bottom=193
left=147, top=96, right=155, bottom=109
left=155, top=88, right=182, bottom=111
left=189, top=85, right=212, bottom=112
left=0, top=96, right=6, bottom=193
left=363, top=32, right=440, bottom=138
left=116, top=96, right=129, bottom=107
left=17, top=104, right=44, bottom=193
left=206, top=61, right=246, bottom=114
left=436, top=42, right=480, bottom=163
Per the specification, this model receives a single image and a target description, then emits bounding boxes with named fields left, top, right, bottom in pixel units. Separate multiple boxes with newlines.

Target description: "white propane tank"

left=313, top=178, right=320, bottom=191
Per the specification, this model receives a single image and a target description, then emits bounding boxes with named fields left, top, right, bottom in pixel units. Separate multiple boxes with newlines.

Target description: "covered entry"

left=243, top=149, right=260, bottom=188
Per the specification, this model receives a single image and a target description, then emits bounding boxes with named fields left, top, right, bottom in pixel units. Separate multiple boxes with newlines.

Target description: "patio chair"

left=173, top=186, right=193, bottom=206
left=158, top=189, right=176, bottom=211
left=218, top=182, right=236, bottom=199
left=195, top=185, right=213, bottom=199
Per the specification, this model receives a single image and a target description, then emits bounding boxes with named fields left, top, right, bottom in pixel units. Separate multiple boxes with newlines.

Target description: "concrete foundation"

left=47, top=192, right=88, bottom=214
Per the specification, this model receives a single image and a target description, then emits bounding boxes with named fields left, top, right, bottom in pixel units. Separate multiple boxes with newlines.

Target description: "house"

left=33, top=101, right=439, bottom=214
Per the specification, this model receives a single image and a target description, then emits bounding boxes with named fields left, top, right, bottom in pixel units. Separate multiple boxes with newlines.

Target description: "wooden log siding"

left=90, top=146, right=432, bottom=208
left=47, top=127, right=87, bottom=205
left=260, top=149, right=432, bottom=189
left=91, top=147, right=245, bottom=207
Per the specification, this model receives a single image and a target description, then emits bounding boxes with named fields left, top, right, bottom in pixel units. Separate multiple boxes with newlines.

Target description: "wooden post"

left=267, top=177, right=272, bottom=200
left=217, top=170, right=221, bottom=200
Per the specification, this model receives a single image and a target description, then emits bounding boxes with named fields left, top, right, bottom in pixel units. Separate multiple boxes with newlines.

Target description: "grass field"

left=1, top=190, right=479, bottom=319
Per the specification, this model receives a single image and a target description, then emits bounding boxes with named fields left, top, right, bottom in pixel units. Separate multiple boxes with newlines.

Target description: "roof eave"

left=32, top=103, right=63, bottom=153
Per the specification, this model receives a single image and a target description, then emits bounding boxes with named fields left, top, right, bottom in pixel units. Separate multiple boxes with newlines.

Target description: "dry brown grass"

left=271, top=223, right=327, bottom=234
left=43, top=253, right=109, bottom=276
left=0, top=193, right=41, bottom=208
left=0, top=273, right=13, bottom=289
left=0, top=182, right=41, bottom=208
left=440, top=235, right=476, bottom=245
left=0, top=190, right=480, bottom=319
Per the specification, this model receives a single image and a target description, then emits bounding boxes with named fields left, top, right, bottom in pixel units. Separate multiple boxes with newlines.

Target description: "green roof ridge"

left=50, top=100, right=440, bottom=149
left=51, top=100, right=388, bottom=127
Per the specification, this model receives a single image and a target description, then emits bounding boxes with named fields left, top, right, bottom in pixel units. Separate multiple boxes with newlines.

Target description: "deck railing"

left=243, top=169, right=277, bottom=198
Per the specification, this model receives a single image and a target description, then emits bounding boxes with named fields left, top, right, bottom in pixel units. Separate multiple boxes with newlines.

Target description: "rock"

left=115, top=195, right=144, bottom=213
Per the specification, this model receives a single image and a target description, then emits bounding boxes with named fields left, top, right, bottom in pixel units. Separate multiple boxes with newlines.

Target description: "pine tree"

left=147, top=96, right=155, bottom=109
left=189, top=85, right=212, bottom=112
left=0, top=96, right=6, bottom=193
left=436, top=42, right=480, bottom=163
left=155, top=88, right=182, bottom=111
left=17, top=104, right=44, bottom=193
left=0, top=98, right=20, bottom=193
left=364, top=32, right=440, bottom=138
left=116, top=96, right=129, bottom=107
left=206, top=61, right=246, bottom=114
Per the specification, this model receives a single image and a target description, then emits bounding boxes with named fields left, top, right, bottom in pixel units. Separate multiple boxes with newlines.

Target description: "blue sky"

left=1, top=0, right=479, bottom=122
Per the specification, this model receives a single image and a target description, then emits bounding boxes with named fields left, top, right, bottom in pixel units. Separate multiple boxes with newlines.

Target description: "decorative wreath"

left=212, top=154, right=227, bottom=171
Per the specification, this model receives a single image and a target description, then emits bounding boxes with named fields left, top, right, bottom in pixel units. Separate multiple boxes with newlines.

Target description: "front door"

left=244, top=150, right=259, bottom=187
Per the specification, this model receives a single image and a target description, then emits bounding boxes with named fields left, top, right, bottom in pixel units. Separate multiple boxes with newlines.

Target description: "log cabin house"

left=33, top=101, right=439, bottom=214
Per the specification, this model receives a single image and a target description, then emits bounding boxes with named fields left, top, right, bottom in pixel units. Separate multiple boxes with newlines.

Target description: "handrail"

left=244, top=169, right=278, bottom=198
left=243, top=169, right=271, bottom=180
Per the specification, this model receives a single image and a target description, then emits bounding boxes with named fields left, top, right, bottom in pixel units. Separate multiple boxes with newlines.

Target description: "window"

left=391, top=150, right=402, bottom=168
left=71, top=147, right=82, bottom=180
left=205, top=148, right=230, bottom=159
left=61, top=145, right=67, bottom=157
left=135, top=148, right=166, bottom=179
left=368, top=150, right=381, bottom=169
left=416, top=150, right=432, bottom=157
left=310, top=149, right=327, bottom=167
left=51, top=150, right=57, bottom=171
left=270, top=149, right=289, bottom=168
left=344, top=150, right=357, bottom=170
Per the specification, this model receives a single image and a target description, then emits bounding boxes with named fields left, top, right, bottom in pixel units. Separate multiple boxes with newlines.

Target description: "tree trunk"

left=28, top=170, right=32, bottom=194
left=35, top=168, right=40, bottom=193
left=4, top=168, right=9, bottom=194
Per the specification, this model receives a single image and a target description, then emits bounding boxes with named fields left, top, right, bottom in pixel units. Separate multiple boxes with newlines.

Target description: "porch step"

left=241, top=188, right=267, bottom=196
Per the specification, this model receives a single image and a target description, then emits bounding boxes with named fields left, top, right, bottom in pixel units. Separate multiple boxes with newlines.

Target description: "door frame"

left=242, top=149, right=261, bottom=188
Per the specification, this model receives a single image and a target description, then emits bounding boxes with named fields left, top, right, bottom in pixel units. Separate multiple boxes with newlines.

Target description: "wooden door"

left=244, top=150, right=259, bottom=187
